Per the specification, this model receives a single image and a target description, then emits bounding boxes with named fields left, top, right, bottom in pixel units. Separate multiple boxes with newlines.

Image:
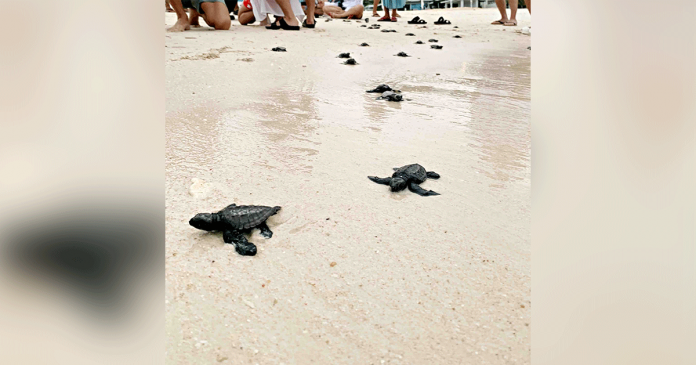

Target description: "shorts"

left=325, top=2, right=346, bottom=10
left=181, top=0, right=226, bottom=14
left=239, top=0, right=252, bottom=10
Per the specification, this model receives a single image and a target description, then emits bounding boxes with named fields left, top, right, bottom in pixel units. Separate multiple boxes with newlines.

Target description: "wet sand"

left=166, top=8, right=530, bottom=364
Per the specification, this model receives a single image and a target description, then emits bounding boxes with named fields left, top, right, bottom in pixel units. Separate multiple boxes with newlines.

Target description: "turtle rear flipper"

left=258, top=222, right=273, bottom=239
left=408, top=182, right=440, bottom=196
left=426, top=171, right=440, bottom=179
left=223, top=230, right=257, bottom=256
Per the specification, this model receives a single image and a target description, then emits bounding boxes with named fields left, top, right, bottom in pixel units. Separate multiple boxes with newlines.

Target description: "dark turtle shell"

left=392, top=164, right=427, bottom=183
left=377, top=91, right=403, bottom=102
left=217, top=205, right=281, bottom=230
left=366, top=84, right=392, bottom=93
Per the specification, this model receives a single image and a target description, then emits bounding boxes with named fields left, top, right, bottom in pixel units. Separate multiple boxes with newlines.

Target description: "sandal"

left=408, top=16, right=426, bottom=24
left=302, top=19, right=315, bottom=28
left=391, top=17, right=397, bottom=22
left=503, top=20, right=517, bottom=26
left=377, top=16, right=391, bottom=22
left=265, top=17, right=281, bottom=30
left=372, top=13, right=380, bottom=17
left=434, top=16, right=451, bottom=25
left=279, top=18, right=300, bottom=30
left=491, top=20, right=505, bottom=25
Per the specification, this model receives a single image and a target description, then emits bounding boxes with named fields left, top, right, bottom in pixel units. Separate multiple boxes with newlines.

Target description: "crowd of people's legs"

left=166, top=0, right=529, bottom=32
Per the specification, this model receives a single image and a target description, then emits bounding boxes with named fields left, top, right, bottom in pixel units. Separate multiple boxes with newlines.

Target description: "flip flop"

left=434, top=16, right=451, bottom=25
left=372, top=13, right=380, bottom=17
left=503, top=20, right=517, bottom=26
left=302, top=19, right=315, bottom=28
left=279, top=18, right=300, bottom=30
left=378, top=16, right=391, bottom=22
left=391, top=17, right=397, bottom=22
left=491, top=20, right=505, bottom=25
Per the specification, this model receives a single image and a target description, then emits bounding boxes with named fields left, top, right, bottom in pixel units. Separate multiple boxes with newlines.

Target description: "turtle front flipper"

left=408, top=182, right=440, bottom=196
left=426, top=171, right=440, bottom=179
left=368, top=176, right=392, bottom=185
left=258, top=222, right=273, bottom=239
left=223, top=230, right=257, bottom=256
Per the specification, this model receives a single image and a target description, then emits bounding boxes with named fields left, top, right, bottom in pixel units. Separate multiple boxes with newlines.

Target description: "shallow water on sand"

left=166, top=8, right=530, bottom=365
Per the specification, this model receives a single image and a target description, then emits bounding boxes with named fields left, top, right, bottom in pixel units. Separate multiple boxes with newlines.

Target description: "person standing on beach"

left=491, top=0, right=530, bottom=26
left=371, top=0, right=399, bottom=18
left=167, top=0, right=232, bottom=31
left=378, top=0, right=404, bottom=22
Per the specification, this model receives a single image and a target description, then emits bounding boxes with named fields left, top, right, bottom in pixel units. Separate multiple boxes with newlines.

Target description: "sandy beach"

left=166, top=7, right=530, bottom=364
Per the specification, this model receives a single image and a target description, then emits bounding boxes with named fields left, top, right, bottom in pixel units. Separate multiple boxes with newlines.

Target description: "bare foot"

left=283, top=15, right=299, bottom=27
left=306, top=14, right=315, bottom=25
left=168, top=17, right=191, bottom=32
left=260, top=18, right=269, bottom=26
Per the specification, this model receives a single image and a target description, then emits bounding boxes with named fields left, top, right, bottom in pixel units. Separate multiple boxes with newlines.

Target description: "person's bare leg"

left=329, top=5, right=363, bottom=18
left=390, top=7, right=396, bottom=19
left=323, top=5, right=343, bottom=17
left=305, top=0, right=316, bottom=24
left=525, top=0, right=530, bottom=14
left=167, top=0, right=191, bottom=31
left=383, top=6, right=389, bottom=18
left=166, top=0, right=174, bottom=12
left=506, top=0, right=518, bottom=25
left=273, top=0, right=300, bottom=27
left=492, top=0, right=509, bottom=24
left=237, top=5, right=255, bottom=24
left=372, top=0, right=380, bottom=16
left=199, top=2, right=232, bottom=29
left=189, top=8, right=201, bottom=26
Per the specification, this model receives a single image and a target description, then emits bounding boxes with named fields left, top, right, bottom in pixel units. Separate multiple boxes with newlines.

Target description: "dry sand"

left=166, top=7, right=531, bottom=364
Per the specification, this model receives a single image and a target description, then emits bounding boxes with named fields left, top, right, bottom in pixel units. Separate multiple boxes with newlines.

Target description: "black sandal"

left=302, top=19, right=315, bottom=28
left=407, top=16, right=426, bottom=24
left=434, top=16, right=451, bottom=25
left=279, top=18, right=300, bottom=31
left=265, top=17, right=281, bottom=30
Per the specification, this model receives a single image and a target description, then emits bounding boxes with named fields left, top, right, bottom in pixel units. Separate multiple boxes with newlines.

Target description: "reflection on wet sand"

left=464, top=50, right=531, bottom=188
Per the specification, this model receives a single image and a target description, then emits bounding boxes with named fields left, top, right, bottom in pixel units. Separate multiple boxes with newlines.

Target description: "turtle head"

left=390, top=177, right=408, bottom=192
left=189, top=213, right=217, bottom=231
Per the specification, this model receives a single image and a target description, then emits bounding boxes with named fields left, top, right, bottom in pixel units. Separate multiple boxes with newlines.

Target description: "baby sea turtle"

left=405, top=33, right=415, bottom=36
left=361, top=24, right=367, bottom=27
left=431, top=45, right=443, bottom=49
left=366, top=84, right=395, bottom=93
left=271, top=47, right=287, bottom=52
left=453, top=35, right=462, bottom=38
left=343, top=58, right=358, bottom=65
left=368, top=164, right=441, bottom=196
left=395, top=52, right=410, bottom=57
left=359, top=42, right=370, bottom=46
left=376, top=91, right=403, bottom=102
left=415, top=40, right=424, bottom=44
left=527, top=46, right=531, bottom=50
left=189, top=203, right=281, bottom=256
left=428, top=39, right=438, bottom=43
left=365, top=18, right=369, bottom=23
left=337, top=52, right=351, bottom=58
